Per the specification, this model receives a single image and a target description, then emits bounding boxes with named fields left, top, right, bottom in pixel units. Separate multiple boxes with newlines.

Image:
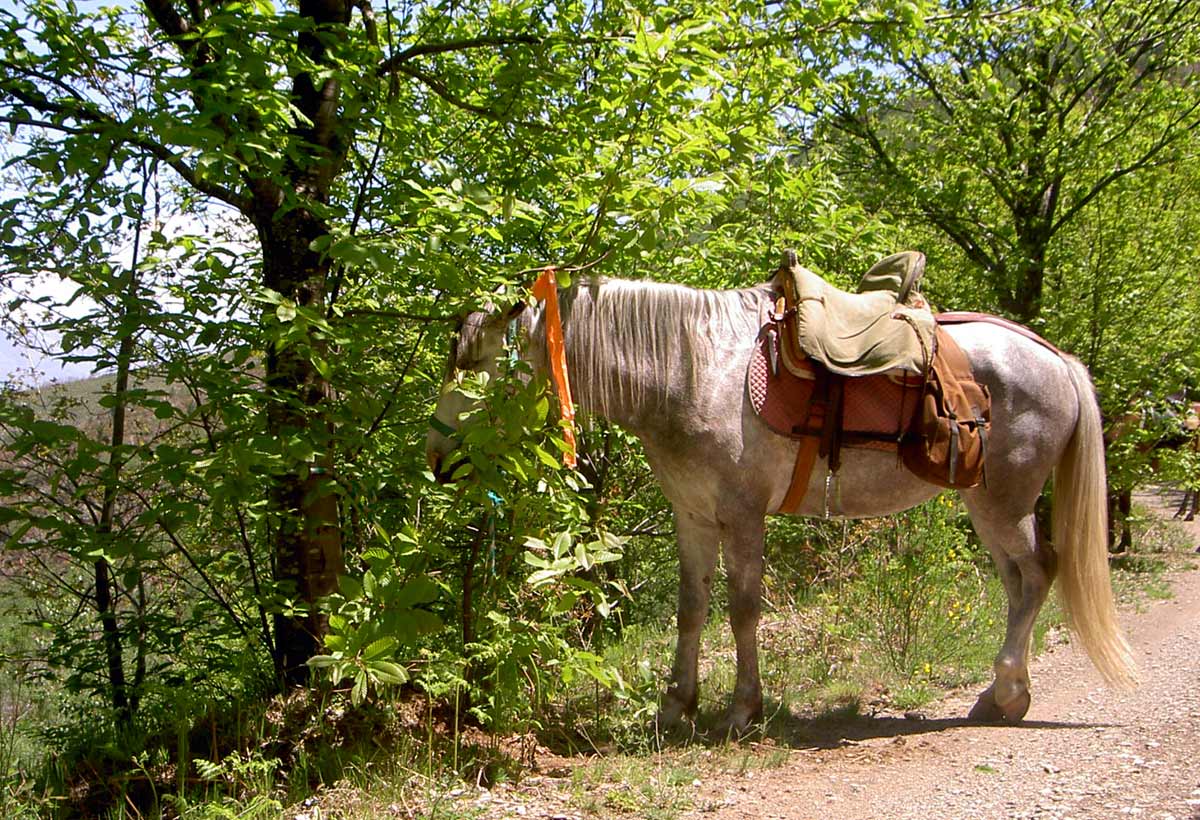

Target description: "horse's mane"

left=551, top=277, right=768, bottom=418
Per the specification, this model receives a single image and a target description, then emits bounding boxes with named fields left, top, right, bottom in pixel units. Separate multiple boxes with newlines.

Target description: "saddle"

left=775, top=249, right=935, bottom=376
left=751, top=251, right=987, bottom=514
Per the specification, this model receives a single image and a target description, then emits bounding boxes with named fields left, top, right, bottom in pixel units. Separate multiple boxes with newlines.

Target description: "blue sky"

left=0, top=321, right=96, bottom=385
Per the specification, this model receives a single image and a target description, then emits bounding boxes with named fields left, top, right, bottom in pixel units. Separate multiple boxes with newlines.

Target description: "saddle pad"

left=747, top=325, right=923, bottom=448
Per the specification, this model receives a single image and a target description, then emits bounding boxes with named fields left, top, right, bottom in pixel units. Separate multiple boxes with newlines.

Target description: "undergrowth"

left=1, top=494, right=1193, bottom=818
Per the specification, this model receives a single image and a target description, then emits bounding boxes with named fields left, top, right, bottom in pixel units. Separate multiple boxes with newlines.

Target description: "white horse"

left=426, top=274, right=1137, bottom=734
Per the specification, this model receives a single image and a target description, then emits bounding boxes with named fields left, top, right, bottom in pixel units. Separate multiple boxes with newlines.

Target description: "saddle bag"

left=901, top=328, right=991, bottom=489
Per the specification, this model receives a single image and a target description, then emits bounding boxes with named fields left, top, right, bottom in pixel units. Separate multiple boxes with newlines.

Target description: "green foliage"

left=829, top=0, right=1200, bottom=322
left=848, top=498, right=1000, bottom=683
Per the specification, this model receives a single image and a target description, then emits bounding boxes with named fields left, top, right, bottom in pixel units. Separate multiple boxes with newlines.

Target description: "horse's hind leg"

left=659, top=511, right=720, bottom=728
left=962, top=498, right=1055, bottom=723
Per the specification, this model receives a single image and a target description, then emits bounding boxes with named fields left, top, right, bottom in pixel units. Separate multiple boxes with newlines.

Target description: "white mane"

left=538, top=277, right=767, bottom=419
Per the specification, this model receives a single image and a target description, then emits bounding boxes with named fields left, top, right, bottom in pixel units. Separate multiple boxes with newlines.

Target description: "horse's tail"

left=1054, top=356, right=1139, bottom=690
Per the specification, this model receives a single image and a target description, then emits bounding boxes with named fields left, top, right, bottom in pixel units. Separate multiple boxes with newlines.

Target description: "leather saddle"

left=751, top=250, right=938, bottom=514
left=774, top=249, right=935, bottom=377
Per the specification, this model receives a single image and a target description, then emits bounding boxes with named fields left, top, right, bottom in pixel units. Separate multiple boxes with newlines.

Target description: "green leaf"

left=368, top=660, right=409, bottom=685
left=394, top=576, right=438, bottom=608
left=338, top=575, right=364, bottom=600
left=363, top=636, right=397, bottom=661
left=532, top=444, right=560, bottom=470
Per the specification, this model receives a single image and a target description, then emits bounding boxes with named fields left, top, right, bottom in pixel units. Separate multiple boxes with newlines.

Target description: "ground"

left=396, top=488, right=1200, bottom=820
left=685, top=488, right=1200, bottom=819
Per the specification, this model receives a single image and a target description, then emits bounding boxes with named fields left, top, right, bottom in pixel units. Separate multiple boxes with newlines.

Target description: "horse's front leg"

left=659, top=511, right=719, bottom=729
left=718, top=514, right=766, bottom=734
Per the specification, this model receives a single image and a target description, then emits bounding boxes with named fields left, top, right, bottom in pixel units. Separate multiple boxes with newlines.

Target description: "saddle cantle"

left=775, top=249, right=935, bottom=376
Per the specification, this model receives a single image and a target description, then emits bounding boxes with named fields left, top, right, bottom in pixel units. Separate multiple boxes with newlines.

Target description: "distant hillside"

left=3, top=368, right=200, bottom=444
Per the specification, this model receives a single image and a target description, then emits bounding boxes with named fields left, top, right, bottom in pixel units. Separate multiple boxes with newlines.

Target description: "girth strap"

left=819, top=376, right=845, bottom=473
left=779, top=436, right=820, bottom=514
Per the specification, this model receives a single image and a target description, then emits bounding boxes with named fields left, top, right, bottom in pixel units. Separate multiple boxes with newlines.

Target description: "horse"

left=1106, top=397, right=1200, bottom=546
left=426, top=273, right=1138, bottom=734
left=1174, top=403, right=1200, bottom=523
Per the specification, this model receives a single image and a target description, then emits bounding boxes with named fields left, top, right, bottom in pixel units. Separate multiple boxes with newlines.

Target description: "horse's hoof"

left=998, top=689, right=1031, bottom=722
left=711, top=703, right=763, bottom=741
left=656, top=692, right=695, bottom=732
left=652, top=713, right=696, bottom=744
left=711, top=717, right=757, bottom=742
left=968, top=686, right=1030, bottom=723
left=967, top=688, right=1004, bottom=722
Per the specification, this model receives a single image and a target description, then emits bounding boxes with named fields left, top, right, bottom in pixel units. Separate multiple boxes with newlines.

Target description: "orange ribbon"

left=531, top=268, right=577, bottom=468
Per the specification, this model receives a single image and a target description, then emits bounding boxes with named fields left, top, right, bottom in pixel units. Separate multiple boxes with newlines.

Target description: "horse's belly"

left=778, top=447, right=943, bottom=519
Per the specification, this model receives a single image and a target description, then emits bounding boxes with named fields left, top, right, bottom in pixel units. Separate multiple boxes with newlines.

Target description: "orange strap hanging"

left=531, top=268, right=577, bottom=468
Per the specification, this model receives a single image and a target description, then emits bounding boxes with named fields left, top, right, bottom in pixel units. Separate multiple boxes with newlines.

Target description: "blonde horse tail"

left=1054, top=356, right=1139, bottom=690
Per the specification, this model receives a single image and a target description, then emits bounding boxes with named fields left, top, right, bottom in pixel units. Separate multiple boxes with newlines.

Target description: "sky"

left=0, top=275, right=99, bottom=386
left=0, top=328, right=95, bottom=384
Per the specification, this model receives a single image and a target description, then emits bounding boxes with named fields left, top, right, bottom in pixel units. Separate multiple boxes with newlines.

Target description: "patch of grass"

left=570, top=755, right=695, bottom=820
left=1107, top=500, right=1199, bottom=611
left=1142, top=576, right=1174, bottom=600
left=890, top=681, right=938, bottom=711
left=790, top=681, right=863, bottom=717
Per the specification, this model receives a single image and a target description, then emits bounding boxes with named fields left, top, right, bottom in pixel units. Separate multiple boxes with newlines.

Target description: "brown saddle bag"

left=901, top=328, right=991, bottom=489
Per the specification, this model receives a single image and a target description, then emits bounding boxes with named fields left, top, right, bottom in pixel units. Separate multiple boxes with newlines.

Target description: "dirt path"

left=693, top=490, right=1200, bottom=820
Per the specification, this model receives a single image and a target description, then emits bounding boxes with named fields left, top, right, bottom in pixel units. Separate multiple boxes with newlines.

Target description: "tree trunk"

left=1004, top=242, right=1047, bottom=324
left=94, top=166, right=154, bottom=725
left=258, top=208, right=344, bottom=687
left=252, top=0, right=351, bottom=688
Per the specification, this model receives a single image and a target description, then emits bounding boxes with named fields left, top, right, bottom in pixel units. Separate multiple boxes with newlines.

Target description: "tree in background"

left=828, top=0, right=1200, bottom=324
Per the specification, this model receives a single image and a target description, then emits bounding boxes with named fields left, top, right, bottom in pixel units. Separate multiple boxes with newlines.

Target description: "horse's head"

left=425, top=302, right=525, bottom=482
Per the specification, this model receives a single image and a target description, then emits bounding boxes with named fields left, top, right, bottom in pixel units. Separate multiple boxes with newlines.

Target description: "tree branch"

left=387, top=61, right=551, bottom=131
left=376, top=34, right=543, bottom=76
left=340, top=307, right=456, bottom=323
left=1050, top=98, right=1200, bottom=235
left=3, top=79, right=251, bottom=211
left=142, top=0, right=194, bottom=39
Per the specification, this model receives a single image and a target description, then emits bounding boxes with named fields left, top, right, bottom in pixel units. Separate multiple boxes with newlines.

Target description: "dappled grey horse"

left=426, top=274, right=1137, bottom=733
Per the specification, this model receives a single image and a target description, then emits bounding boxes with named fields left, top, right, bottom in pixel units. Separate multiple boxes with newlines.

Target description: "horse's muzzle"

left=427, top=451, right=468, bottom=484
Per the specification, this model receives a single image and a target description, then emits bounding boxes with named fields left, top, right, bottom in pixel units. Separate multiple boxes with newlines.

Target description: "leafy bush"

left=847, top=497, right=999, bottom=684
